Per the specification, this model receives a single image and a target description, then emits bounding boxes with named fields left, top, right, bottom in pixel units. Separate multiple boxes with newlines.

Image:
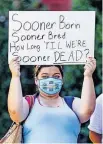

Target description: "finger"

left=88, top=60, right=96, bottom=65
left=87, top=56, right=95, bottom=59
left=90, top=60, right=96, bottom=66
left=87, top=57, right=96, bottom=62
left=84, top=63, right=95, bottom=72
left=85, top=62, right=94, bottom=69
left=86, top=61, right=96, bottom=67
left=13, top=65, right=20, bottom=71
left=13, top=61, right=20, bottom=66
left=86, top=57, right=94, bottom=61
left=13, top=64, right=20, bottom=68
left=9, top=59, right=15, bottom=65
left=9, top=57, right=19, bottom=65
left=14, top=58, right=20, bottom=64
left=10, top=60, right=20, bottom=66
left=13, top=56, right=19, bottom=60
left=84, top=64, right=93, bottom=71
left=87, top=61, right=96, bottom=69
left=86, top=58, right=96, bottom=65
left=89, top=58, right=96, bottom=64
left=12, top=57, right=19, bottom=62
left=88, top=57, right=96, bottom=60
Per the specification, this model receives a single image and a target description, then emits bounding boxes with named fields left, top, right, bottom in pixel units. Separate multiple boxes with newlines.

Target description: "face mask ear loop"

left=37, top=79, right=40, bottom=89
left=61, top=79, right=63, bottom=85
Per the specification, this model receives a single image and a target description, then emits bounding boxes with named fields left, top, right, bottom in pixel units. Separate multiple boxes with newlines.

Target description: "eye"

left=42, top=76, right=49, bottom=79
left=53, top=75, right=60, bottom=79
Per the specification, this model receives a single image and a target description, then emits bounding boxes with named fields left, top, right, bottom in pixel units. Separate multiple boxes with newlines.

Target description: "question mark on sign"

left=84, top=49, right=89, bottom=62
left=84, top=49, right=89, bottom=58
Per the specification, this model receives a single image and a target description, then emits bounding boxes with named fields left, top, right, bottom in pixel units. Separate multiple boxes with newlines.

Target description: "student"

left=88, top=93, right=103, bottom=143
left=8, top=57, right=96, bottom=143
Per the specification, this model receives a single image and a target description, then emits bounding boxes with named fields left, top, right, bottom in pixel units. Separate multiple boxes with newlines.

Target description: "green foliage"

left=0, top=0, right=102, bottom=143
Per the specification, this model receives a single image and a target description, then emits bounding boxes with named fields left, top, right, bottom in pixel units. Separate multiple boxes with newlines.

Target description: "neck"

left=39, top=92, right=59, bottom=100
left=38, top=93, right=62, bottom=107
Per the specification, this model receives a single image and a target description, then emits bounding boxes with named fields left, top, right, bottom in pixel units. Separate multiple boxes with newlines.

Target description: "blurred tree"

left=71, top=0, right=102, bottom=143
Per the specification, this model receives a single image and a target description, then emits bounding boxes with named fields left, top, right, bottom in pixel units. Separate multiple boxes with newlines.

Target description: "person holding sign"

left=8, top=57, right=96, bottom=143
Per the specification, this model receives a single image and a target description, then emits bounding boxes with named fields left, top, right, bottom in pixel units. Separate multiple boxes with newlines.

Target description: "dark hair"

left=35, top=65, right=63, bottom=77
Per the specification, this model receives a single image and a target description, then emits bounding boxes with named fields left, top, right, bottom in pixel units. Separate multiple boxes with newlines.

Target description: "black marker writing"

left=12, top=13, right=56, bottom=32
left=12, top=13, right=22, bottom=32
left=59, top=15, right=80, bottom=29
left=44, top=41, right=62, bottom=49
left=48, top=31, right=66, bottom=40
left=54, top=49, right=89, bottom=63
left=66, top=40, right=86, bottom=48
left=12, top=52, right=50, bottom=63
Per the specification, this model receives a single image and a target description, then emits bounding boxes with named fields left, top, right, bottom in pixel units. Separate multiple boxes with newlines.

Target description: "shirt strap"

left=64, top=96, right=74, bottom=110
left=25, top=93, right=39, bottom=111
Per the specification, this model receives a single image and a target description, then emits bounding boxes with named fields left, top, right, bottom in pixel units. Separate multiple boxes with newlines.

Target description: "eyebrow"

left=41, top=73, right=61, bottom=75
left=53, top=73, right=61, bottom=75
left=41, top=73, right=49, bottom=75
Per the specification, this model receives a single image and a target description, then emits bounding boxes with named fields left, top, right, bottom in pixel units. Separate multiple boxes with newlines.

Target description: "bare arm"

left=8, top=58, right=29, bottom=123
left=88, top=95, right=102, bottom=143
left=73, top=57, right=96, bottom=123
left=89, top=131, right=102, bottom=143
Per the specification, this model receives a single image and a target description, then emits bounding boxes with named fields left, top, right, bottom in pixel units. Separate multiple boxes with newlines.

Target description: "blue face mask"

left=37, top=77, right=63, bottom=95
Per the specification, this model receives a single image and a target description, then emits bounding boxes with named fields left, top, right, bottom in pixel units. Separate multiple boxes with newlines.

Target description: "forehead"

left=39, top=66, right=61, bottom=75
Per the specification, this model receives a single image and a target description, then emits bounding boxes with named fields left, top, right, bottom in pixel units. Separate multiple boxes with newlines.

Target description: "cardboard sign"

left=8, top=11, right=95, bottom=65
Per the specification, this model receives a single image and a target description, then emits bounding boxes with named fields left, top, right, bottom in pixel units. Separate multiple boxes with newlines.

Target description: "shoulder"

left=90, top=94, right=102, bottom=118
left=88, top=94, right=103, bottom=134
left=63, top=96, right=75, bottom=110
left=72, top=97, right=81, bottom=114
left=92, top=94, right=103, bottom=114
left=64, top=96, right=81, bottom=110
left=96, top=94, right=103, bottom=106
left=92, top=94, right=103, bottom=115
left=72, top=97, right=81, bottom=108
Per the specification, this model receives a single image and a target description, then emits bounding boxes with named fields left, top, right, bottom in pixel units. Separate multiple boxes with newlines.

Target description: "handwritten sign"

left=8, top=11, right=95, bottom=65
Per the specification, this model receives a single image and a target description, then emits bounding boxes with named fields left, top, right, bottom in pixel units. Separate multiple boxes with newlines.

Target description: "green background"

left=0, top=0, right=102, bottom=143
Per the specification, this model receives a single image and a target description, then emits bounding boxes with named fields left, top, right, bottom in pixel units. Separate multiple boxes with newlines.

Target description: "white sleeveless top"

left=23, top=98, right=80, bottom=143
